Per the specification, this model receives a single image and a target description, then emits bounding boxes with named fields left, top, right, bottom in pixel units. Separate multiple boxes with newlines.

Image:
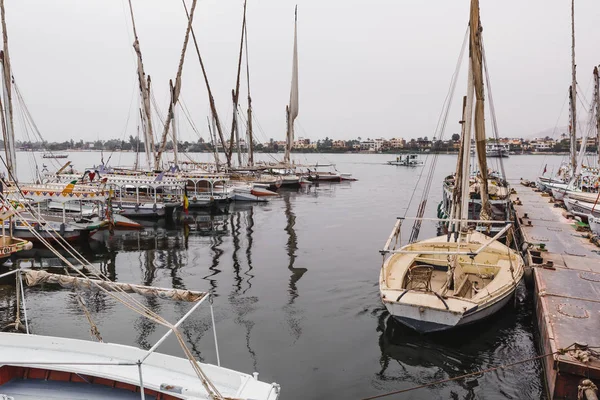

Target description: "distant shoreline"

left=19, top=149, right=571, bottom=156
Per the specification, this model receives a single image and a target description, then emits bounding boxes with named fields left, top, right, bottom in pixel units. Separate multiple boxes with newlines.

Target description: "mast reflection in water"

left=282, top=191, right=307, bottom=340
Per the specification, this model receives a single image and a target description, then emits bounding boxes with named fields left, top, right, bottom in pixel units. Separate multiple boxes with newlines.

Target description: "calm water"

left=2, top=151, right=567, bottom=399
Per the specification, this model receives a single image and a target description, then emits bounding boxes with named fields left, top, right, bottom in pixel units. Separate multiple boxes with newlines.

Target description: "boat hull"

left=385, top=285, right=516, bottom=333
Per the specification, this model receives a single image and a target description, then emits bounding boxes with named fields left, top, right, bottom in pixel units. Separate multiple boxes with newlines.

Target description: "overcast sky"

left=4, top=0, right=600, bottom=143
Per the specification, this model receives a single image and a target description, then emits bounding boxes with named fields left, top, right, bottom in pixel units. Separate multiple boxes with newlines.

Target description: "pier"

left=512, top=180, right=600, bottom=399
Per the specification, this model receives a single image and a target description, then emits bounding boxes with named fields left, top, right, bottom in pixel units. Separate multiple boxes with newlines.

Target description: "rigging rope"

left=361, top=342, right=583, bottom=400
left=407, top=25, right=468, bottom=243
left=481, top=35, right=507, bottom=182
left=0, top=153, right=226, bottom=399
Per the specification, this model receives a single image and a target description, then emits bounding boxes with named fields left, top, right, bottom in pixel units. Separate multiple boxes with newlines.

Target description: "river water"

left=2, top=151, right=567, bottom=399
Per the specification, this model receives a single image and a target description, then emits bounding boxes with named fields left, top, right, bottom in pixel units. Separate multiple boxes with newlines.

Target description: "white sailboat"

left=538, top=0, right=578, bottom=192
left=379, top=0, right=524, bottom=333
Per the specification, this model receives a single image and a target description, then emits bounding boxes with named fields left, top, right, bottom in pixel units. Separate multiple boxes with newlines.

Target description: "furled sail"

left=24, top=270, right=207, bottom=302
left=128, top=0, right=155, bottom=170
left=0, top=0, right=16, bottom=181
left=469, top=0, right=490, bottom=220
left=284, top=7, right=299, bottom=165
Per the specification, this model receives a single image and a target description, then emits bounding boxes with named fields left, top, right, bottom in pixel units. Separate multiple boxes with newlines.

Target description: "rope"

left=0, top=154, right=226, bottom=398
left=407, top=25, right=468, bottom=243
left=361, top=343, right=583, bottom=400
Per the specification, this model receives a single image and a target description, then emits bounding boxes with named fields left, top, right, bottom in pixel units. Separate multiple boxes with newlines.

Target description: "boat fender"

left=60, top=223, right=65, bottom=236
left=153, top=203, right=157, bottom=212
left=135, top=204, right=139, bottom=212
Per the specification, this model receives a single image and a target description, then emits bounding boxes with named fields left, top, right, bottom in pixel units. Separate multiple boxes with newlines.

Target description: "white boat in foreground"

left=0, top=268, right=281, bottom=400
left=0, top=332, right=279, bottom=399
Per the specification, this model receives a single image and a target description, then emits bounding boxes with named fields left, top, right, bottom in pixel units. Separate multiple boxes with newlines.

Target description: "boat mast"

left=245, top=21, right=254, bottom=167
left=284, top=7, right=299, bottom=166
left=183, top=1, right=227, bottom=171
left=229, top=0, right=247, bottom=168
left=450, top=96, right=468, bottom=234
left=169, top=80, right=179, bottom=166
left=0, top=0, right=16, bottom=181
left=207, top=116, right=220, bottom=167
left=469, top=0, right=491, bottom=221
left=155, top=0, right=198, bottom=170
left=570, top=0, right=577, bottom=174
left=595, top=66, right=600, bottom=166
left=128, top=0, right=155, bottom=171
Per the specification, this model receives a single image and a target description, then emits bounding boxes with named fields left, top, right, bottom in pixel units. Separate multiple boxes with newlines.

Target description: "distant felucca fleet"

left=0, top=0, right=357, bottom=247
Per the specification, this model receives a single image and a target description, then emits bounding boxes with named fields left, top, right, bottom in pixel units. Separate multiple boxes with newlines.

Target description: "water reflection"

left=228, top=205, right=259, bottom=370
left=375, top=283, right=544, bottom=399
left=282, top=192, right=307, bottom=341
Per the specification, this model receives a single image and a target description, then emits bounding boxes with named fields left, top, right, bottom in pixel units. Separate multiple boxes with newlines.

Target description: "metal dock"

left=512, top=181, right=600, bottom=399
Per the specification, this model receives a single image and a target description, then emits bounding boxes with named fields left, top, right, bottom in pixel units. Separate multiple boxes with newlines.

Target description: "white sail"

left=284, top=7, right=299, bottom=164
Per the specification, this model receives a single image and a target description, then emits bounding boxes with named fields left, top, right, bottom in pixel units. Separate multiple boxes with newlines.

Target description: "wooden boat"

left=379, top=0, right=524, bottom=333
left=380, top=229, right=524, bottom=333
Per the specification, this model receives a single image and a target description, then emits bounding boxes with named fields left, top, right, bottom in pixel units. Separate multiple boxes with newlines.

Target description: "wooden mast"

left=229, top=0, right=247, bottom=168
left=570, top=0, right=577, bottom=174
left=595, top=66, right=600, bottom=166
left=469, top=0, right=491, bottom=221
left=154, top=0, right=198, bottom=170
left=245, top=22, right=254, bottom=167
left=183, top=0, right=226, bottom=172
left=284, top=6, right=299, bottom=165
left=169, top=80, right=179, bottom=166
left=0, top=0, right=16, bottom=181
left=127, top=0, right=155, bottom=170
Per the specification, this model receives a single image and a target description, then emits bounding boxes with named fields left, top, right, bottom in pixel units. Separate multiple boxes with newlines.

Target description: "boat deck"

left=511, top=181, right=600, bottom=399
left=0, top=379, right=152, bottom=399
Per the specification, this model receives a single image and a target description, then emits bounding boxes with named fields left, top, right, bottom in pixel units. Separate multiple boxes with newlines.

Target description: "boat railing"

left=1, top=267, right=236, bottom=400
left=381, top=217, right=513, bottom=257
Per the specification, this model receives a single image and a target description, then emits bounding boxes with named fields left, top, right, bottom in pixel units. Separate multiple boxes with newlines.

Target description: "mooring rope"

left=361, top=343, right=588, bottom=400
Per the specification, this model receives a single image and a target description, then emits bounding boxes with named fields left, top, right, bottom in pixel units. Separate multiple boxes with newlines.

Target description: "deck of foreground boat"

left=511, top=179, right=600, bottom=399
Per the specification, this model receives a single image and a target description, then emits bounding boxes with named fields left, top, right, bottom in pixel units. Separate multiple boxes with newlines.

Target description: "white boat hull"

left=384, top=284, right=515, bottom=332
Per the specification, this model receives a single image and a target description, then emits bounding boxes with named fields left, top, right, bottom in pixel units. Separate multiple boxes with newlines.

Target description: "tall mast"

left=460, top=60, right=475, bottom=225
left=0, top=0, right=16, bottom=181
left=594, top=66, right=600, bottom=166
left=469, top=0, right=491, bottom=221
left=207, top=116, right=220, bottom=168
left=229, top=0, right=247, bottom=168
left=284, top=6, right=299, bottom=165
left=155, top=0, right=198, bottom=170
left=183, top=1, right=228, bottom=171
left=128, top=0, right=155, bottom=170
left=450, top=96, right=468, bottom=233
left=169, top=80, right=179, bottom=166
left=245, top=22, right=254, bottom=167
left=570, top=0, right=577, bottom=173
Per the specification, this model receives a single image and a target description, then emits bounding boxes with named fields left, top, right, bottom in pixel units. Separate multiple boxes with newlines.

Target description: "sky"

left=4, top=0, right=600, bottom=144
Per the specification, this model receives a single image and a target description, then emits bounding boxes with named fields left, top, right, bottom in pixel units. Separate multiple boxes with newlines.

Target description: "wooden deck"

left=511, top=181, right=600, bottom=399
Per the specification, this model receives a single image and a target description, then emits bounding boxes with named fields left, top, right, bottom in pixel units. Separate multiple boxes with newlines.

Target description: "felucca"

left=379, top=0, right=524, bottom=333
left=537, top=0, right=578, bottom=194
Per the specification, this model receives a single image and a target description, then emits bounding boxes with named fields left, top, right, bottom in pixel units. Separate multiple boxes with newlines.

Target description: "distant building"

left=389, top=138, right=405, bottom=148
